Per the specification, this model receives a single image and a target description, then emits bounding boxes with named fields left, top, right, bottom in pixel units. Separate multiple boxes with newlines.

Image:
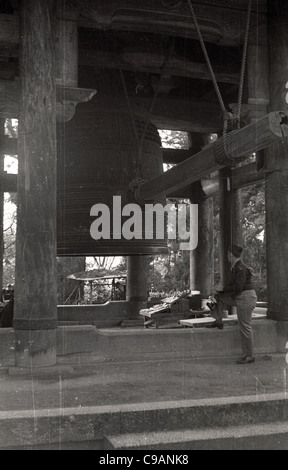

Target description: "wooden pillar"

left=265, top=0, right=288, bottom=320
left=247, top=23, right=270, bottom=171
left=218, top=168, right=232, bottom=286
left=231, top=188, right=243, bottom=248
left=55, top=1, right=78, bottom=87
left=126, top=256, right=148, bottom=318
left=189, top=134, right=214, bottom=296
left=57, top=256, right=85, bottom=304
left=190, top=195, right=214, bottom=296
left=0, top=119, right=5, bottom=293
left=13, top=0, right=58, bottom=367
left=247, top=45, right=270, bottom=108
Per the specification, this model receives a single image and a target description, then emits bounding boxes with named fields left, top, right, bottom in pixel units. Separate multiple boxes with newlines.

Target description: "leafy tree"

left=3, top=193, right=17, bottom=286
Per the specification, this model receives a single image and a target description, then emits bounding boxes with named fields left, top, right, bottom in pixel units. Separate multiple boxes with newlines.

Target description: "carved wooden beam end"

left=0, top=79, right=97, bottom=121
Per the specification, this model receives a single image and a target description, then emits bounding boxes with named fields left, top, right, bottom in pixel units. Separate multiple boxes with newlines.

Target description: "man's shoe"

left=236, top=356, right=255, bottom=364
left=206, top=322, right=223, bottom=330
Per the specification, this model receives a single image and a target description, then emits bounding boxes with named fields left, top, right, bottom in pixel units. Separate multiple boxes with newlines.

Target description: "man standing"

left=207, top=244, right=257, bottom=364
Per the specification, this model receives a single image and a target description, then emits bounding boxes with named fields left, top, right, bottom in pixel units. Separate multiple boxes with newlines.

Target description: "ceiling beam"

left=130, top=96, right=222, bottom=133
left=79, top=50, right=240, bottom=84
left=75, top=0, right=267, bottom=47
left=0, top=79, right=223, bottom=132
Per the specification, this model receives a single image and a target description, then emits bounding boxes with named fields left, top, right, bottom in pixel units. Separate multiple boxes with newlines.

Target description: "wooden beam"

left=135, top=111, right=288, bottom=201
left=0, top=79, right=221, bottom=131
left=0, top=79, right=96, bottom=121
left=132, top=96, right=222, bottom=133
left=166, top=161, right=265, bottom=198
left=0, top=172, right=17, bottom=193
left=0, top=2, right=267, bottom=56
left=75, top=0, right=267, bottom=47
left=162, top=148, right=192, bottom=165
left=201, top=162, right=265, bottom=197
left=0, top=135, right=17, bottom=155
left=1, top=159, right=266, bottom=198
left=79, top=49, right=240, bottom=84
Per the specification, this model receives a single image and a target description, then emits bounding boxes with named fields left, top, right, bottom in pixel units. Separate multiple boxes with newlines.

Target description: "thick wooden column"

left=126, top=256, right=148, bottom=318
left=13, top=0, right=57, bottom=367
left=57, top=257, right=85, bottom=304
left=231, top=188, right=243, bottom=247
left=0, top=119, right=5, bottom=292
left=55, top=1, right=78, bottom=87
left=265, top=0, right=288, bottom=321
left=218, top=168, right=232, bottom=286
left=189, top=135, right=214, bottom=296
left=190, top=194, right=214, bottom=296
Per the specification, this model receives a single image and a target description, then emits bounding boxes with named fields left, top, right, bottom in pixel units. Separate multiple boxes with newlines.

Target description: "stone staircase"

left=103, top=393, right=288, bottom=451
left=1, top=393, right=288, bottom=450
left=105, top=422, right=288, bottom=450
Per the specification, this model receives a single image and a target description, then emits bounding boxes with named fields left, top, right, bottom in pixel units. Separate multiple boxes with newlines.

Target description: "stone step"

left=105, top=421, right=288, bottom=450
left=1, top=393, right=288, bottom=449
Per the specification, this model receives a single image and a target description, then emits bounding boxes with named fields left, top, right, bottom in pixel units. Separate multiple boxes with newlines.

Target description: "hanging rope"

left=120, top=37, right=175, bottom=179
left=138, top=37, right=175, bottom=153
left=119, top=68, right=140, bottom=149
left=236, top=0, right=253, bottom=129
left=186, top=0, right=253, bottom=163
left=186, top=0, right=227, bottom=116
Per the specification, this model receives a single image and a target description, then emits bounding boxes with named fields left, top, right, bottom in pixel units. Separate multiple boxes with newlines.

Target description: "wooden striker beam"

left=134, top=111, right=288, bottom=202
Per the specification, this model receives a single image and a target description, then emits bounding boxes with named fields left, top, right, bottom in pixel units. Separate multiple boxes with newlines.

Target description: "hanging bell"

left=56, top=96, right=168, bottom=256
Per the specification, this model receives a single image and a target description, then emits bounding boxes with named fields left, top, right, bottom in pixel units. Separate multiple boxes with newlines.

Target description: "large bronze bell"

left=56, top=96, right=167, bottom=256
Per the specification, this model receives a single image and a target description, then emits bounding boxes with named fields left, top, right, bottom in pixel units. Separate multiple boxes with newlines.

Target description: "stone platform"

left=0, top=354, right=288, bottom=450
left=0, top=311, right=288, bottom=450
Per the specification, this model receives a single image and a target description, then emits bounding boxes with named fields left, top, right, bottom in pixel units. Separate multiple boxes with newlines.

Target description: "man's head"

left=228, top=244, right=243, bottom=263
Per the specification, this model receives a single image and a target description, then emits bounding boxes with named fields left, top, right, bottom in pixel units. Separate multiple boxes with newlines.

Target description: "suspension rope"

left=186, top=0, right=227, bottom=116
left=119, top=68, right=140, bottom=148
left=186, top=0, right=253, bottom=163
left=120, top=37, right=175, bottom=179
left=138, top=37, right=175, bottom=164
left=236, top=0, right=253, bottom=129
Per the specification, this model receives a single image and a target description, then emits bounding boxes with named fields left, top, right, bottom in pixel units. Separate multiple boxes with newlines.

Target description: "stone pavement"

left=0, top=352, right=287, bottom=412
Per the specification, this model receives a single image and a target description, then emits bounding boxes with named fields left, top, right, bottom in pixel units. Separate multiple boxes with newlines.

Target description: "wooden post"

left=218, top=168, right=232, bottom=287
left=190, top=195, right=214, bottom=296
left=0, top=119, right=5, bottom=293
left=189, top=135, right=214, bottom=296
left=126, top=256, right=148, bottom=318
left=247, top=23, right=270, bottom=173
left=89, top=281, right=93, bottom=304
left=265, top=0, right=288, bottom=321
left=13, top=0, right=58, bottom=367
left=57, top=256, right=85, bottom=304
left=55, top=1, right=78, bottom=87
left=231, top=188, right=243, bottom=248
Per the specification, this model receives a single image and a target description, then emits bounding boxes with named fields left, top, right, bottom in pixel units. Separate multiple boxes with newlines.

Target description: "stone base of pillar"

left=14, top=329, right=57, bottom=368
left=127, top=300, right=147, bottom=319
left=276, top=321, right=288, bottom=353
